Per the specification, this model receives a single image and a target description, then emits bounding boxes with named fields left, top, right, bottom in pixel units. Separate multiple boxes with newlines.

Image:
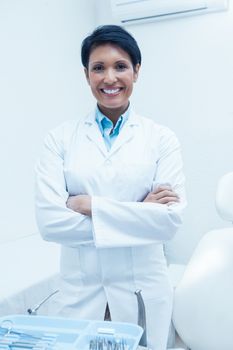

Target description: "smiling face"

left=85, top=44, right=140, bottom=122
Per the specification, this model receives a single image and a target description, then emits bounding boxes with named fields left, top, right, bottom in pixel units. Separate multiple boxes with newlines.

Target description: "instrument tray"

left=0, top=314, right=143, bottom=350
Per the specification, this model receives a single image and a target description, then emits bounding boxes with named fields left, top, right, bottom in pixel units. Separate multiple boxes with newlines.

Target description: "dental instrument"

left=27, top=290, right=59, bottom=316
left=134, top=290, right=147, bottom=348
left=0, top=319, right=56, bottom=350
left=88, top=337, right=129, bottom=350
left=0, top=320, right=40, bottom=340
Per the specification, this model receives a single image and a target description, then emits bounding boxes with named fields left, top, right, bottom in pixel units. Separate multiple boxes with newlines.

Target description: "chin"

left=100, top=100, right=128, bottom=110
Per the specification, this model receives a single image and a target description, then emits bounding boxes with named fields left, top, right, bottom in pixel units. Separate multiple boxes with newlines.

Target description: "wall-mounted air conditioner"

left=111, top=0, right=229, bottom=25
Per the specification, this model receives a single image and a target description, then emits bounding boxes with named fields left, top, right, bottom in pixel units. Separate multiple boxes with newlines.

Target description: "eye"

left=115, top=63, right=128, bottom=71
left=92, top=64, right=104, bottom=72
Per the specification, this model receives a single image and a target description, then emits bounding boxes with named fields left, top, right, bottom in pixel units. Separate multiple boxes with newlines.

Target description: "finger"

left=66, top=196, right=72, bottom=204
left=152, top=185, right=172, bottom=194
left=144, top=193, right=178, bottom=203
left=143, top=194, right=159, bottom=203
left=158, top=196, right=180, bottom=204
left=154, top=190, right=179, bottom=201
left=66, top=198, right=73, bottom=209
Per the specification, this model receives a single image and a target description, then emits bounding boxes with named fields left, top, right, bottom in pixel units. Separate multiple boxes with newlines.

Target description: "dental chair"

left=172, top=172, right=233, bottom=350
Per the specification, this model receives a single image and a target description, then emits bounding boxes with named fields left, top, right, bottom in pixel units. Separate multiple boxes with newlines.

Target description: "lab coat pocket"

left=60, top=246, right=84, bottom=284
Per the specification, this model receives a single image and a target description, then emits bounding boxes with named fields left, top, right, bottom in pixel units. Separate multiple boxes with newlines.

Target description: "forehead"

left=89, top=43, right=132, bottom=63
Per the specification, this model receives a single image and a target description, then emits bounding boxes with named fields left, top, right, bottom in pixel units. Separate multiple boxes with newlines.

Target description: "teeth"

left=102, top=88, right=120, bottom=94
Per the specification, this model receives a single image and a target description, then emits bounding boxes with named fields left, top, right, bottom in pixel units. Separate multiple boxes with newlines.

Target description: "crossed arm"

left=36, top=123, right=185, bottom=247
left=66, top=185, right=180, bottom=217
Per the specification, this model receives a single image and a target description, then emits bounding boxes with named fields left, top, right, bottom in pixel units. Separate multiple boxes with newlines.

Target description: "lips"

left=100, top=87, right=123, bottom=95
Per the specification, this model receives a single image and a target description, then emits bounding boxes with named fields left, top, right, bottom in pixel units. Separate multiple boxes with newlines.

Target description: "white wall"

left=97, top=3, right=233, bottom=263
left=0, top=0, right=96, bottom=243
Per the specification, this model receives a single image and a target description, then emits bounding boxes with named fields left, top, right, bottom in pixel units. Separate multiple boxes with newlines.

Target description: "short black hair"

left=81, top=25, right=141, bottom=71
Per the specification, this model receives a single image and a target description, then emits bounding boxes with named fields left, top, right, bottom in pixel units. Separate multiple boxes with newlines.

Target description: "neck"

left=98, top=103, right=129, bottom=126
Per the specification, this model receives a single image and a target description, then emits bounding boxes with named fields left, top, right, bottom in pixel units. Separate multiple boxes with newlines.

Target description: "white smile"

left=101, top=88, right=122, bottom=95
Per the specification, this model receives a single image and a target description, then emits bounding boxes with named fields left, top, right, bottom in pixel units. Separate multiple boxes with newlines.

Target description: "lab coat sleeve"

left=35, top=125, right=93, bottom=247
left=91, top=127, right=186, bottom=248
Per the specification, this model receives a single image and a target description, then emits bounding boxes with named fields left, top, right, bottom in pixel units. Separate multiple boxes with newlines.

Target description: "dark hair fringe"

left=81, top=25, right=141, bottom=70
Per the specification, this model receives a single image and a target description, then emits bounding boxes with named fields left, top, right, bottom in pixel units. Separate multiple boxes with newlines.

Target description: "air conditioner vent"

left=111, top=0, right=229, bottom=25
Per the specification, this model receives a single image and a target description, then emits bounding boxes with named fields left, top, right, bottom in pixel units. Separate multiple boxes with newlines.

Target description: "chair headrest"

left=215, top=172, right=233, bottom=222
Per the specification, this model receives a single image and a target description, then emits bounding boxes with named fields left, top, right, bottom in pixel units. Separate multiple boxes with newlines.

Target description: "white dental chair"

left=172, top=172, right=233, bottom=350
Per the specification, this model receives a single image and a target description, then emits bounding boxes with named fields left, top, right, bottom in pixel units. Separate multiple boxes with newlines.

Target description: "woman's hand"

left=66, top=195, right=92, bottom=217
left=143, top=185, right=179, bottom=205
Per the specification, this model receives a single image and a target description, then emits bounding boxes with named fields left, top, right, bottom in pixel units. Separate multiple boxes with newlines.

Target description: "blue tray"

left=0, top=315, right=143, bottom=350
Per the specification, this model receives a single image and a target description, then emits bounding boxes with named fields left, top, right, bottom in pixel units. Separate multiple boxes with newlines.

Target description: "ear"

left=133, top=63, right=140, bottom=82
left=84, top=67, right=90, bottom=85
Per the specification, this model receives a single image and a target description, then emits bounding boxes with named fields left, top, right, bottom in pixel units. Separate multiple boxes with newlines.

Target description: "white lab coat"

left=35, top=109, right=186, bottom=350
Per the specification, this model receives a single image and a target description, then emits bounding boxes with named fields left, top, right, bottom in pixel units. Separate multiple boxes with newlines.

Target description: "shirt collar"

left=95, top=104, right=130, bottom=136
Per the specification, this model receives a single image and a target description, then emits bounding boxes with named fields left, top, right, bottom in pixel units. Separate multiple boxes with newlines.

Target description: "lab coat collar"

left=84, top=112, right=107, bottom=157
left=84, top=108, right=140, bottom=126
left=84, top=109, right=140, bottom=158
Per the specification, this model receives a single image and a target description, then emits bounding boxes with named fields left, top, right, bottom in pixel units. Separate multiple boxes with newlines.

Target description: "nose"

left=103, top=68, right=117, bottom=84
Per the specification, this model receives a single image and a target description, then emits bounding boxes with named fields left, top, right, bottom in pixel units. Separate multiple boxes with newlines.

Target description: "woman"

left=35, top=25, right=186, bottom=350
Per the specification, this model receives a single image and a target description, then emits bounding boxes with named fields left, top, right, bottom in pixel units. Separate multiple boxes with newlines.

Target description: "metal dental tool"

left=0, top=320, right=41, bottom=340
left=27, top=289, right=59, bottom=315
left=0, top=319, right=56, bottom=350
left=88, top=337, right=129, bottom=350
left=134, top=290, right=147, bottom=348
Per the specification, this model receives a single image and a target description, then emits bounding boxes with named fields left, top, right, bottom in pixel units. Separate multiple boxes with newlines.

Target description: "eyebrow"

left=90, top=59, right=130, bottom=65
left=89, top=61, right=104, bottom=65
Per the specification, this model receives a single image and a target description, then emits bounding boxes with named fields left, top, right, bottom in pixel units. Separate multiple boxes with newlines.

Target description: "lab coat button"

left=105, top=159, right=111, bottom=166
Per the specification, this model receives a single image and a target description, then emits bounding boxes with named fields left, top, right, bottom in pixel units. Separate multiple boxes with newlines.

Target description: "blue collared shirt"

left=95, top=106, right=130, bottom=151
